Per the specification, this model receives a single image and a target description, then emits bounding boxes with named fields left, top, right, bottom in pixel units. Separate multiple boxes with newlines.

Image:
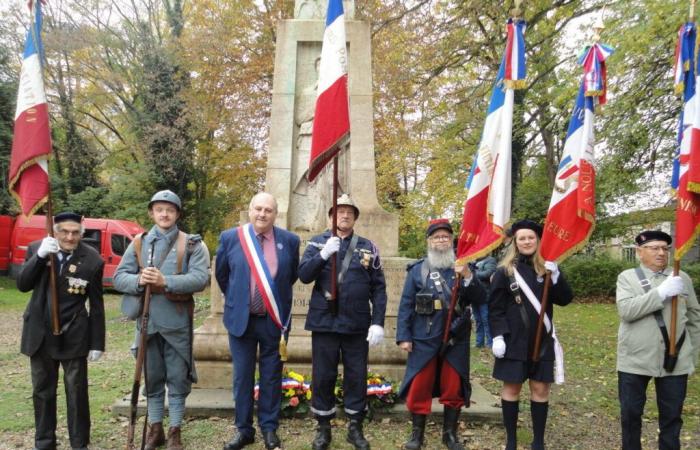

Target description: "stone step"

left=111, top=381, right=501, bottom=423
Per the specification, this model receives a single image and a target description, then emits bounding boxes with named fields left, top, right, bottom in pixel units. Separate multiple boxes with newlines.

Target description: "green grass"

left=0, top=276, right=29, bottom=310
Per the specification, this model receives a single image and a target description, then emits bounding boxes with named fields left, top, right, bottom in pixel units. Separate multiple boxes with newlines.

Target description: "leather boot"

left=312, top=420, right=332, bottom=450
left=144, top=422, right=166, bottom=450
left=166, top=426, right=183, bottom=450
left=442, top=407, right=465, bottom=450
left=404, top=414, right=427, bottom=450
left=346, top=419, right=370, bottom=450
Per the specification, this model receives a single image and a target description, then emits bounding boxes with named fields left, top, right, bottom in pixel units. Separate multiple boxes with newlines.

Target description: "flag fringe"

left=686, top=180, right=700, bottom=194
left=456, top=224, right=505, bottom=266
left=675, top=82, right=686, bottom=95
left=306, top=132, right=350, bottom=183
left=675, top=220, right=700, bottom=261
left=503, top=79, right=527, bottom=90
left=9, top=190, right=48, bottom=219
left=8, top=154, right=50, bottom=194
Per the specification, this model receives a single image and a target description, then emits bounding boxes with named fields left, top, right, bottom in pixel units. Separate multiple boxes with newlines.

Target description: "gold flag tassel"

left=279, top=335, right=288, bottom=362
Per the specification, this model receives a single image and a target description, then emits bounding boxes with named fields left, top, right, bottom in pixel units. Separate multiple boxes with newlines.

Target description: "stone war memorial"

left=116, top=0, right=498, bottom=420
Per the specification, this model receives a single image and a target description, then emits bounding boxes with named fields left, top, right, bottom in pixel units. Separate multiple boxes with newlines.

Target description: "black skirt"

left=492, top=357, right=554, bottom=384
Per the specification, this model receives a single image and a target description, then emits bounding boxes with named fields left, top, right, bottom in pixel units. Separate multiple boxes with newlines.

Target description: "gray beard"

left=427, top=247, right=455, bottom=269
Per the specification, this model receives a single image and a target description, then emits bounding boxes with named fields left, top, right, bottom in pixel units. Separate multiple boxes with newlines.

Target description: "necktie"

left=250, top=234, right=266, bottom=315
left=58, top=251, right=71, bottom=274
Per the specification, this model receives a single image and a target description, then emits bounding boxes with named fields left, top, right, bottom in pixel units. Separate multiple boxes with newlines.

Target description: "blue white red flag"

left=238, top=224, right=286, bottom=330
left=673, top=22, right=700, bottom=259
left=9, top=1, right=52, bottom=218
left=540, top=43, right=612, bottom=262
left=307, top=0, right=350, bottom=183
left=456, top=19, right=526, bottom=264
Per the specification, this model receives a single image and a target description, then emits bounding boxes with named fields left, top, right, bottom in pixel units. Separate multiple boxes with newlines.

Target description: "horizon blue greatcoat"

left=215, top=225, right=300, bottom=436
left=396, top=259, right=486, bottom=401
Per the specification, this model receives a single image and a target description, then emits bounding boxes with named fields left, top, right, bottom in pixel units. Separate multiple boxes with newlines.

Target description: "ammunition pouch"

left=415, top=290, right=435, bottom=315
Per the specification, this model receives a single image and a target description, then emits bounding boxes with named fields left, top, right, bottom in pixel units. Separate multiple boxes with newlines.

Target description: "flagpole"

left=328, top=156, right=339, bottom=316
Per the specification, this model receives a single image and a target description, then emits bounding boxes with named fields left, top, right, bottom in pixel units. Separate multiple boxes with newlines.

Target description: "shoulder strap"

left=176, top=231, right=187, bottom=274
left=633, top=267, right=686, bottom=370
left=134, top=233, right=144, bottom=269
left=337, top=234, right=359, bottom=285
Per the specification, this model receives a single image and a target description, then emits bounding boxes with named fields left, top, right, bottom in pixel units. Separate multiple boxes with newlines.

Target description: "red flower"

left=289, top=396, right=300, bottom=407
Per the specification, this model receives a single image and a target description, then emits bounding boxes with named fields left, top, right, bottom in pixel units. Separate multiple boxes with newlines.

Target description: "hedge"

left=560, top=255, right=700, bottom=301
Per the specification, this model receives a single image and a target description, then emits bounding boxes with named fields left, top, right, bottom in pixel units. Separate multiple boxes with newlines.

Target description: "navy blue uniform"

left=299, top=231, right=387, bottom=419
left=396, top=259, right=485, bottom=402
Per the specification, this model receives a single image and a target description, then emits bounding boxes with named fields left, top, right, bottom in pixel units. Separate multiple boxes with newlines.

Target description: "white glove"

left=544, top=261, right=560, bottom=285
left=366, top=324, right=384, bottom=347
left=87, top=350, right=103, bottom=362
left=320, top=236, right=341, bottom=260
left=657, top=276, right=684, bottom=299
left=37, top=236, right=59, bottom=258
left=492, top=335, right=506, bottom=359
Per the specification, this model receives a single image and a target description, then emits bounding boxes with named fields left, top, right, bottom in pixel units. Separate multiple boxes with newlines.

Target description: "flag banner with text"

left=307, top=0, right=350, bottom=183
left=673, top=22, right=700, bottom=260
left=9, top=1, right=52, bottom=218
left=456, top=18, right=526, bottom=264
left=540, top=43, right=612, bottom=262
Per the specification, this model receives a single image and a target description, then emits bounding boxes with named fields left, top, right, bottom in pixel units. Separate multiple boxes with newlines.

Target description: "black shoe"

left=312, top=421, right=332, bottom=450
left=223, top=432, right=255, bottom=450
left=347, top=419, right=370, bottom=450
left=263, top=430, right=281, bottom=450
left=404, top=414, right=427, bottom=450
left=442, top=407, right=465, bottom=450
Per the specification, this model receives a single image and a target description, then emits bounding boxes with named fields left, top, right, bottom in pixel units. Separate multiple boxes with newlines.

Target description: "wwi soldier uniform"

left=114, top=190, right=210, bottom=449
left=616, top=230, right=700, bottom=450
left=19, top=212, right=105, bottom=450
left=396, top=219, right=486, bottom=450
left=299, top=194, right=387, bottom=450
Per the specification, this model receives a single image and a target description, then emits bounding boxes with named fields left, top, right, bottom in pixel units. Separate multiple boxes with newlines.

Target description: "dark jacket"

left=299, top=231, right=387, bottom=334
left=396, top=259, right=486, bottom=399
left=19, top=240, right=105, bottom=359
left=489, top=255, right=573, bottom=361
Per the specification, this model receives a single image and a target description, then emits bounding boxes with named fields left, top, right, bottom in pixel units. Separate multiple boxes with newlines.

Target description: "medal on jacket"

left=279, top=336, right=288, bottom=362
left=68, top=264, right=77, bottom=274
left=359, top=249, right=372, bottom=269
left=67, top=277, right=88, bottom=295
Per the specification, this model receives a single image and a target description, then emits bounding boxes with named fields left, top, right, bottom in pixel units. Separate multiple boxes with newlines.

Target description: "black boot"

left=347, top=419, right=370, bottom=450
left=312, top=420, right=332, bottom=450
left=404, top=414, right=427, bottom=450
left=501, top=399, right=519, bottom=450
left=530, top=401, right=549, bottom=450
left=441, top=407, right=464, bottom=450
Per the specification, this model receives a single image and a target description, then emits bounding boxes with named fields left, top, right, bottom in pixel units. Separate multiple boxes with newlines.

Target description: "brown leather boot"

left=167, top=426, right=183, bottom=450
left=144, top=422, right=166, bottom=450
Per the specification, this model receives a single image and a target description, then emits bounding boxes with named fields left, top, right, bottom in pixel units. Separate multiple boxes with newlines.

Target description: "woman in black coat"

left=489, top=220, right=573, bottom=450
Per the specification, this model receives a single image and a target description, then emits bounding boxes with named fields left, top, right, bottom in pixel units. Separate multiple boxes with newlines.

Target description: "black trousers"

left=618, top=371, right=688, bottom=450
left=311, top=332, right=368, bottom=420
left=30, top=345, right=90, bottom=449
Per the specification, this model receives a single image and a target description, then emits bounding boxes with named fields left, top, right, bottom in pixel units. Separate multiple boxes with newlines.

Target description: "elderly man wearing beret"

left=616, top=230, right=700, bottom=450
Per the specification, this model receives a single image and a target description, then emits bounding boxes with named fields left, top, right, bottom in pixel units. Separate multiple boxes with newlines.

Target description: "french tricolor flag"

left=456, top=18, right=526, bottom=264
left=9, top=0, right=52, bottom=218
left=307, top=0, right=350, bottom=183
left=540, top=43, right=612, bottom=262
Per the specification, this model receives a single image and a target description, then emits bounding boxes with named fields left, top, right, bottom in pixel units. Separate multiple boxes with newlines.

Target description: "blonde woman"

left=488, top=220, right=573, bottom=450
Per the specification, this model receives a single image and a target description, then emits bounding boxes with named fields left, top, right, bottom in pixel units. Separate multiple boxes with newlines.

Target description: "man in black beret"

left=18, top=212, right=106, bottom=450
left=615, top=230, right=700, bottom=450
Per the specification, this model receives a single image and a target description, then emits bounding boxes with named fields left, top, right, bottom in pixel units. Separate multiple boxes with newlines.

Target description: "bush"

left=560, top=255, right=635, bottom=300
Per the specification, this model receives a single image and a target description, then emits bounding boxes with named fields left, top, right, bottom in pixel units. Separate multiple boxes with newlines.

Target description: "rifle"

left=126, top=240, right=155, bottom=450
left=440, top=273, right=463, bottom=356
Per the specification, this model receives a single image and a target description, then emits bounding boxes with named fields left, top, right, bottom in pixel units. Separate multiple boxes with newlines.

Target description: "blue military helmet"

left=148, top=190, right=181, bottom=211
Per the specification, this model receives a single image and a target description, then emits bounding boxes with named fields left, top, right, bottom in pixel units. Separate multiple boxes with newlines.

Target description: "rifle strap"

left=337, top=234, right=359, bottom=286
left=133, top=231, right=185, bottom=271
left=420, top=259, right=460, bottom=313
left=633, top=267, right=686, bottom=364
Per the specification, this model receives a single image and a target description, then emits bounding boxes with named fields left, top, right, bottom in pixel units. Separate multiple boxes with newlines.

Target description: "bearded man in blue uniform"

left=396, top=219, right=486, bottom=450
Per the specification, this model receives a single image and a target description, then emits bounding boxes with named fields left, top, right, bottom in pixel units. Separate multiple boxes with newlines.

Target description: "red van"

left=7, top=215, right=145, bottom=287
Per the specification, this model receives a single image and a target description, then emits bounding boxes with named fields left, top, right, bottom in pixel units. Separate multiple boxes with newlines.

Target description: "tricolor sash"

left=238, top=224, right=285, bottom=330
left=513, top=268, right=565, bottom=385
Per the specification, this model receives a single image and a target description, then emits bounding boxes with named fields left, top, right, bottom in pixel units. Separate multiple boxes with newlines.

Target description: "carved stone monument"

left=193, top=0, right=407, bottom=388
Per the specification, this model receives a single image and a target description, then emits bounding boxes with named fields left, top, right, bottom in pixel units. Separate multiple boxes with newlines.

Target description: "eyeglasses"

left=56, top=229, right=81, bottom=237
left=430, top=235, right=452, bottom=242
left=641, top=245, right=670, bottom=253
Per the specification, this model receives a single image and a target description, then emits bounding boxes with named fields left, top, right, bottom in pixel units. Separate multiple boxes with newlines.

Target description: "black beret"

left=510, top=219, right=543, bottom=238
left=426, top=218, right=453, bottom=237
left=635, top=230, right=672, bottom=246
left=54, top=212, right=83, bottom=224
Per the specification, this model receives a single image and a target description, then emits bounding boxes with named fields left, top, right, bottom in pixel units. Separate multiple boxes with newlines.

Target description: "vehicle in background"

left=1, top=215, right=144, bottom=287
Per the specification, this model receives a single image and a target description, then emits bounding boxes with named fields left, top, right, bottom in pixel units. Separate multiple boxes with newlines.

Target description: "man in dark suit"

left=18, top=212, right=105, bottom=450
left=216, top=192, right=300, bottom=450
